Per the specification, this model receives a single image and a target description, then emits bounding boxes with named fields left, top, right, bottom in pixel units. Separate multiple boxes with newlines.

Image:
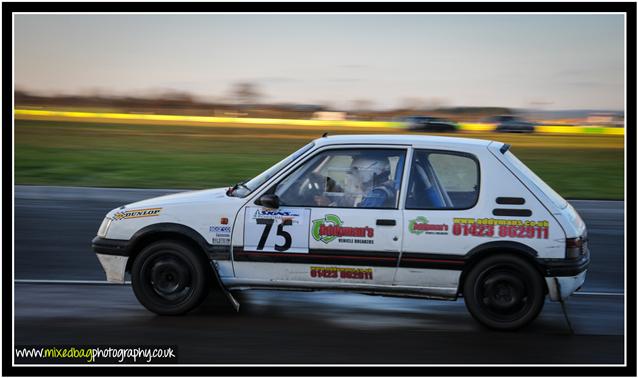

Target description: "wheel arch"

left=458, top=241, right=547, bottom=294
left=125, top=223, right=212, bottom=273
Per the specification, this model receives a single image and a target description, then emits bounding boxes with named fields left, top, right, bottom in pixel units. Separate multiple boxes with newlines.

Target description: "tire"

left=131, top=240, right=212, bottom=315
left=463, top=254, right=545, bottom=331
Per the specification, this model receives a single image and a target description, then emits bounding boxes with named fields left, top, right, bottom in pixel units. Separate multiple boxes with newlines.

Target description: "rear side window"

left=502, top=150, right=568, bottom=209
left=405, top=149, right=480, bottom=210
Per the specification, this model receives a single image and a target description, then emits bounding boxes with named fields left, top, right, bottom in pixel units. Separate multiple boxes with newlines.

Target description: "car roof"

left=313, top=134, right=496, bottom=150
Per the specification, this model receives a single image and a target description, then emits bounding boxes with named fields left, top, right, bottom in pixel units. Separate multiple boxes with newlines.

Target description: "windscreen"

left=230, top=142, right=315, bottom=198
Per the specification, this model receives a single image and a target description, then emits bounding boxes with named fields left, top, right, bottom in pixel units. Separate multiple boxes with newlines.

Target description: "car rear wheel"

left=131, top=240, right=212, bottom=315
left=463, top=254, right=545, bottom=331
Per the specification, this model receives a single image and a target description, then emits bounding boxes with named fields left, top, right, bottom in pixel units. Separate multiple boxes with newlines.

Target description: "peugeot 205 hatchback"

left=92, top=135, right=589, bottom=330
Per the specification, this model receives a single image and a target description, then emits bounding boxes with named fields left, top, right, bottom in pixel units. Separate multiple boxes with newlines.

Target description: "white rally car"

left=92, top=135, right=589, bottom=330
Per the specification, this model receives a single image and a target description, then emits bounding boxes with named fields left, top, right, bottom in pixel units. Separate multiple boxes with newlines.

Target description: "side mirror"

left=258, top=194, right=280, bottom=209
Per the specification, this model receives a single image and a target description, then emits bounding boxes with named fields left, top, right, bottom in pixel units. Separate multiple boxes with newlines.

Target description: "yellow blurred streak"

left=458, top=123, right=496, bottom=131
left=604, top=128, right=625, bottom=135
left=14, top=109, right=624, bottom=135
left=14, top=109, right=401, bottom=129
left=538, top=125, right=625, bottom=135
left=536, top=125, right=583, bottom=134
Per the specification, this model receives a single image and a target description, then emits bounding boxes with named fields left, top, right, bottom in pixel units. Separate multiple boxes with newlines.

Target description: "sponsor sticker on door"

left=311, top=214, right=374, bottom=245
left=408, top=216, right=449, bottom=235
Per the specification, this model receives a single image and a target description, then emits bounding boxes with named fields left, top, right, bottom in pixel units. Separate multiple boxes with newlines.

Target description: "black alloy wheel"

left=131, top=240, right=212, bottom=315
left=463, top=254, right=545, bottom=331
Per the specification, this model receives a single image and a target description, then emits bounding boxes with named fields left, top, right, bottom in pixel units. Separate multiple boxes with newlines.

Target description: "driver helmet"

left=349, top=155, right=391, bottom=187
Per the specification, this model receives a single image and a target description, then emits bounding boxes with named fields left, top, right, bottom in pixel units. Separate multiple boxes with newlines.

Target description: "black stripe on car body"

left=207, top=245, right=232, bottom=260
left=399, top=252, right=466, bottom=270
left=233, top=247, right=399, bottom=267
left=93, top=231, right=588, bottom=278
left=233, top=247, right=468, bottom=269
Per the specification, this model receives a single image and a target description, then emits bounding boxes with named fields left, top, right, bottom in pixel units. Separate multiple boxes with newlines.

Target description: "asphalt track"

left=13, top=186, right=625, bottom=364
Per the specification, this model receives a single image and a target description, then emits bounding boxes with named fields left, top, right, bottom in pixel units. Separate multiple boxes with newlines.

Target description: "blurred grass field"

left=14, top=119, right=624, bottom=199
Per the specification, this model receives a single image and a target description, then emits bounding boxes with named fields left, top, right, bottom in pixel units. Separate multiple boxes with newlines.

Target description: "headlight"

left=97, top=217, right=113, bottom=238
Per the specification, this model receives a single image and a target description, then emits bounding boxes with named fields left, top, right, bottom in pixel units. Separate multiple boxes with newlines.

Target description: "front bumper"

left=92, top=236, right=130, bottom=283
left=95, top=253, right=129, bottom=283
left=92, top=236, right=129, bottom=256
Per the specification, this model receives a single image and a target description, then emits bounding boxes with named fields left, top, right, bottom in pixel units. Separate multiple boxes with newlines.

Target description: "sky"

left=14, top=13, right=625, bottom=110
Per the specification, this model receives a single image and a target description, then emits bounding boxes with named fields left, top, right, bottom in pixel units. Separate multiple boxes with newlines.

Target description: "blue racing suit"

left=358, top=182, right=396, bottom=208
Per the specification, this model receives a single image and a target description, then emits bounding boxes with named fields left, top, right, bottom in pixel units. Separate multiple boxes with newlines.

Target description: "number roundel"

left=244, top=207, right=311, bottom=254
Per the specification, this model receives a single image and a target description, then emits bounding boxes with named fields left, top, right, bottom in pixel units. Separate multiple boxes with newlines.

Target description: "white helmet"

left=350, top=155, right=391, bottom=185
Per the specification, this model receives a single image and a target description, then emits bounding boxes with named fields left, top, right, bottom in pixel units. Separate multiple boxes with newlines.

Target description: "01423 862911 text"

left=451, top=217, right=550, bottom=239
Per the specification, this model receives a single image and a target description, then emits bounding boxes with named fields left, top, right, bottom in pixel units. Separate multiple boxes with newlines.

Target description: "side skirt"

left=221, top=278, right=459, bottom=301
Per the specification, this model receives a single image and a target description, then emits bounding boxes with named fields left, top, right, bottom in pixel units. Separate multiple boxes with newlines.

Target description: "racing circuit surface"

left=13, top=186, right=625, bottom=364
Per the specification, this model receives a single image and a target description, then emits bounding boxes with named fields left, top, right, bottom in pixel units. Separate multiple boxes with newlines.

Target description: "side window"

left=405, top=150, right=479, bottom=210
left=273, top=148, right=406, bottom=209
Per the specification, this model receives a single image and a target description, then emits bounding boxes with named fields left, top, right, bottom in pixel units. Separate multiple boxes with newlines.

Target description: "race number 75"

left=256, top=219, right=291, bottom=251
left=243, top=207, right=311, bottom=254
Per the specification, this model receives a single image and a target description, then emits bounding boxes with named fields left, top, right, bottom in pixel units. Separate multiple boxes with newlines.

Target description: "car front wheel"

left=131, top=240, right=212, bottom=315
left=463, top=254, right=545, bottom=331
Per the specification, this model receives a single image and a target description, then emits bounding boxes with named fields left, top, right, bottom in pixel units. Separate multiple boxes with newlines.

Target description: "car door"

left=397, top=149, right=481, bottom=295
left=234, top=146, right=408, bottom=287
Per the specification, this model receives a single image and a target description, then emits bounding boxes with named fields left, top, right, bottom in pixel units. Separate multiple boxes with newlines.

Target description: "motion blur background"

left=12, top=13, right=627, bottom=364
left=14, top=13, right=624, bottom=199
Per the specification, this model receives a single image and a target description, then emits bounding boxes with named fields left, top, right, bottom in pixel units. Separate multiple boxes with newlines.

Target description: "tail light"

left=566, top=237, right=584, bottom=259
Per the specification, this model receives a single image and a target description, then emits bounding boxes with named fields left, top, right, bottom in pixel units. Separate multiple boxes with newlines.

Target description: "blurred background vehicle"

left=486, top=115, right=537, bottom=133
left=399, top=115, right=458, bottom=132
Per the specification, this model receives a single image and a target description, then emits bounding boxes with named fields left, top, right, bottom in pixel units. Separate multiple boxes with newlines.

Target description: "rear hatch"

left=488, top=142, right=587, bottom=239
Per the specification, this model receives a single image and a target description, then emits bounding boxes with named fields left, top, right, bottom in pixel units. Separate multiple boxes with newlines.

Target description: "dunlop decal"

left=113, top=208, right=162, bottom=221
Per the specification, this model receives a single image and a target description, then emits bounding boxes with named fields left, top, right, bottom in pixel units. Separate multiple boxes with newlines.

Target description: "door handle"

left=376, top=219, right=396, bottom=226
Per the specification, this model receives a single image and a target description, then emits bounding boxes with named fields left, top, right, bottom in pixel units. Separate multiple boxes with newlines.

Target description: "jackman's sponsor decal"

left=311, top=214, right=374, bottom=245
left=310, top=266, right=373, bottom=280
left=452, top=217, right=549, bottom=239
left=113, top=208, right=161, bottom=221
left=408, top=216, right=449, bottom=235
